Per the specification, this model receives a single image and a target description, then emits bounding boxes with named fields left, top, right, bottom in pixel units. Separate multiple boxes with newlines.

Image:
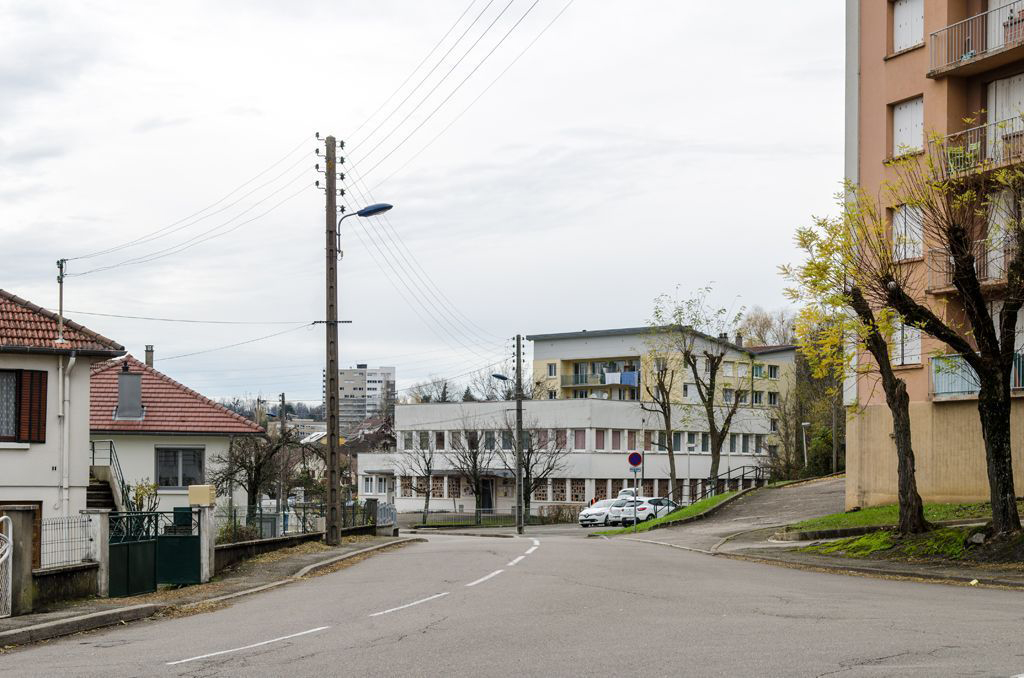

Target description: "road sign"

left=628, top=451, right=642, bottom=467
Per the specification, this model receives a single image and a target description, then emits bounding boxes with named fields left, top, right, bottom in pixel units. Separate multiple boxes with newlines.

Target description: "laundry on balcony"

left=604, top=372, right=621, bottom=385
left=620, top=371, right=639, bottom=387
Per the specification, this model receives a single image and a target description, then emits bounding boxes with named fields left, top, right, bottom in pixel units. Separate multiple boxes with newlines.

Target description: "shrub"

left=216, top=522, right=261, bottom=544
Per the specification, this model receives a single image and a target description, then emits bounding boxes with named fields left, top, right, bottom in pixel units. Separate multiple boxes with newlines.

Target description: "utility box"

left=188, top=484, right=216, bottom=507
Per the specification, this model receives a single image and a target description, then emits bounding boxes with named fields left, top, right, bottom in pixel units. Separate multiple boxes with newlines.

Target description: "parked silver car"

left=578, top=499, right=618, bottom=526
left=619, top=497, right=679, bottom=526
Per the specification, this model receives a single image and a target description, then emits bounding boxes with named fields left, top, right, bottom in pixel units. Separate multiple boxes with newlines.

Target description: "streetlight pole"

left=801, top=421, right=811, bottom=468
left=321, top=134, right=393, bottom=545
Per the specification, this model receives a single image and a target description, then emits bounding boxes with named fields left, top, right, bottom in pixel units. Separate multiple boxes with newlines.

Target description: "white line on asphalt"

left=166, top=626, right=330, bottom=665
left=466, top=569, right=504, bottom=587
left=525, top=546, right=537, bottom=554
left=531, top=539, right=540, bottom=546
left=368, top=592, right=450, bottom=617
left=507, top=555, right=525, bottom=566
left=600, top=536, right=609, bottom=541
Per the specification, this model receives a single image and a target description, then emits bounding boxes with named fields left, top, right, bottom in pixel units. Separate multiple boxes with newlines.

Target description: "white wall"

left=0, top=353, right=97, bottom=520
left=97, top=433, right=246, bottom=511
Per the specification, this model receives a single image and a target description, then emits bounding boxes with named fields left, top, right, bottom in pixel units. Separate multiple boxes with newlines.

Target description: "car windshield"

left=591, top=500, right=615, bottom=508
left=612, top=500, right=627, bottom=507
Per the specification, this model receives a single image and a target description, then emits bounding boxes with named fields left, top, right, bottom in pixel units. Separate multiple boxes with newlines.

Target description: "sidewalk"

left=0, top=534, right=412, bottom=645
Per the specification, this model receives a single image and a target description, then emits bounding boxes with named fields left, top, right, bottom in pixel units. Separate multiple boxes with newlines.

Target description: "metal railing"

left=0, top=515, right=11, bottom=618
left=90, top=439, right=129, bottom=511
left=109, top=509, right=201, bottom=544
left=560, top=371, right=639, bottom=387
left=934, top=115, right=1024, bottom=173
left=213, top=504, right=335, bottom=545
left=930, top=1, right=1024, bottom=72
left=411, top=505, right=582, bottom=527
left=40, top=515, right=93, bottom=569
left=930, top=353, right=1024, bottom=397
left=927, top=239, right=1017, bottom=290
left=667, top=465, right=768, bottom=506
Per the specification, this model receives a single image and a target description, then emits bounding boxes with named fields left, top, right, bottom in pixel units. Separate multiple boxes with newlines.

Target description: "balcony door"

left=987, top=74, right=1024, bottom=162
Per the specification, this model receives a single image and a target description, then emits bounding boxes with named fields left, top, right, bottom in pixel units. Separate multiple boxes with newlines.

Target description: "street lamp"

left=492, top=355, right=524, bottom=535
left=801, top=421, right=811, bottom=467
left=324, top=195, right=394, bottom=546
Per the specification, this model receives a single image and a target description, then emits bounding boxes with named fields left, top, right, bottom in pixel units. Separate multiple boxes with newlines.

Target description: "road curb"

left=0, top=604, right=165, bottom=648
left=588, top=486, right=759, bottom=538
left=0, top=538, right=424, bottom=649
left=772, top=519, right=986, bottom=542
left=407, top=530, right=515, bottom=538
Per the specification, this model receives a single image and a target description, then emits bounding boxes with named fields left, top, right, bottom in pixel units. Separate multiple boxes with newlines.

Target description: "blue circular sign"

left=628, top=452, right=642, bottom=467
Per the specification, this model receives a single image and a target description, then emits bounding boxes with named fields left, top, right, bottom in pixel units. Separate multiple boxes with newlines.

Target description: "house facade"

left=845, top=0, right=1024, bottom=508
left=0, top=290, right=125, bottom=521
left=359, top=326, right=795, bottom=512
left=89, top=355, right=263, bottom=511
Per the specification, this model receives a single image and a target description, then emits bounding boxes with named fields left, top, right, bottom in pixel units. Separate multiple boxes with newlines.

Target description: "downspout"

left=56, top=355, right=65, bottom=513
left=63, top=352, right=77, bottom=516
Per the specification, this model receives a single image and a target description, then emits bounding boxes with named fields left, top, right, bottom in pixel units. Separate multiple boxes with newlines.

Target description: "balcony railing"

left=560, top=371, right=639, bottom=387
left=934, top=115, right=1024, bottom=173
left=927, top=238, right=1017, bottom=291
left=930, top=1, right=1024, bottom=72
left=931, top=353, right=1024, bottom=397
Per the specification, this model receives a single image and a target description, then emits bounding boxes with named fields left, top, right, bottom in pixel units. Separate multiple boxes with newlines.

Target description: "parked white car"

left=617, top=488, right=640, bottom=499
left=608, top=499, right=631, bottom=525
left=619, top=497, right=679, bottom=526
left=578, top=499, right=618, bottom=526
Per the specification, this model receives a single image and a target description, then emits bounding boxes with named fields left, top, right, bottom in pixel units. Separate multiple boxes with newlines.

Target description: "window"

left=893, top=205, right=923, bottom=260
left=547, top=390, right=557, bottom=400
left=418, top=431, right=429, bottom=449
left=435, top=431, right=445, bottom=450
left=450, top=430, right=461, bottom=449
left=892, top=322, right=922, bottom=365
left=484, top=431, right=496, bottom=450
left=556, top=429, right=567, bottom=447
left=752, top=391, right=763, bottom=405
left=627, top=430, right=637, bottom=449
left=768, top=391, right=779, bottom=406
left=892, top=96, right=924, bottom=155
left=502, top=430, right=514, bottom=450
left=644, top=431, right=652, bottom=451
left=701, top=433, right=709, bottom=452
left=0, top=371, right=16, bottom=440
left=682, top=384, right=688, bottom=399
left=403, top=432, right=413, bottom=450
left=0, top=369, right=46, bottom=443
left=537, top=429, right=549, bottom=447
left=612, top=430, right=622, bottom=450
left=722, top=362, right=733, bottom=377
left=737, top=390, right=749, bottom=404
left=573, top=429, right=586, bottom=450
left=737, top=363, right=748, bottom=378
left=892, top=0, right=923, bottom=52
left=596, top=429, right=606, bottom=450
left=729, top=433, right=738, bottom=453
left=573, top=389, right=588, bottom=399
left=723, top=388, right=734, bottom=404
left=686, top=432, right=697, bottom=452
left=770, top=418, right=779, bottom=432
left=755, top=434, right=764, bottom=455
left=767, top=444, right=779, bottom=457
left=376, top=476, right=387, bottom=494
left=547, top=363, right=557, bottom=377
left=363, top=476, right=373, bottom=495
left=752, top=364, right=764, bottom=378
left=156, top=447, right=204, bottom=488
left=741, top=434, right=750, bottom=454
left=767, top=365, right=779, bottom=379
left=672, top=431, right=682, bottom=452
left=657, top=431, right=666, bottom=452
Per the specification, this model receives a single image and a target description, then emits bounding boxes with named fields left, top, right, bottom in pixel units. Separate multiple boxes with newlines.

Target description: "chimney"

left=718, top=332, right=728, bottom=341
left=734, top=332, right=744, bottom=347
left=145, top=345, right=154, bottom=367
left=116, top=362, right=143, bottom=419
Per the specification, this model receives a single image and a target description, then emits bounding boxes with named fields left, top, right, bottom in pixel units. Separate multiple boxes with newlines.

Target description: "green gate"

left=109, top=509, right=201, bottom=597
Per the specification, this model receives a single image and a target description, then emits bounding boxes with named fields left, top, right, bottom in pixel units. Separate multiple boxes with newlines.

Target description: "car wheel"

left=645, top=514, right=655, bottom=522
left=603, top=516, right=609, bottom=526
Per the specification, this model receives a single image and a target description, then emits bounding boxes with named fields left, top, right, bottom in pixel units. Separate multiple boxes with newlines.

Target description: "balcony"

left=561, top=371, right=639, bottom=387
left=931, top=353, right=1024, bottom=398
left=933, top=115, right=1024, bottom=174
left=926, top=238, right=1017, bottom=293
left=929, top=2, right=1024, bottom=78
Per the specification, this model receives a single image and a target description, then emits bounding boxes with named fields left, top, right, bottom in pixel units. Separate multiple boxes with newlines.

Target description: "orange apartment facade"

left=846, top=0, right=1024, bottom=508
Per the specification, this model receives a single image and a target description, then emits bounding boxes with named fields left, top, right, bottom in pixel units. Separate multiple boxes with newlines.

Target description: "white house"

left=0, top=289, right=125, bottom=526
left=89, top=354, right=263, bottom=511
left=359, top=399, right=775, bottom=514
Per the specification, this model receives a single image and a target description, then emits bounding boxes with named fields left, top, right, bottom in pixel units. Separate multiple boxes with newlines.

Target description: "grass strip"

left=594, top=491, right=737, bottom=536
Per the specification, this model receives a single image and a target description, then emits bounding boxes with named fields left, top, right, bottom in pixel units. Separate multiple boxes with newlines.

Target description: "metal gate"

left=0, top=515, right=12, bottom=618
left=109, top=510, right=201, bottom=597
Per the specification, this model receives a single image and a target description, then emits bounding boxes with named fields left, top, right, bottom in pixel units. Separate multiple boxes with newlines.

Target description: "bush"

left=536, top=504, right=584, bottom=524
left=216, top=522, right=261, bottom=545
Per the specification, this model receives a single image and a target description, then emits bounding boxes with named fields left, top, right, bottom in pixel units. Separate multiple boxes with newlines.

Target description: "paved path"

left=631, top=477, right=845, bottom=553
left=6, top=525, right=1024, bottom=676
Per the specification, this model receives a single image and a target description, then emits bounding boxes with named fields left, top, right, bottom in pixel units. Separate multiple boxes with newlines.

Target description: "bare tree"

left=394, top=434, right=437, bottom=525
left=640, top=344, right=679, bottom=500
left=208, top=428, right=320, bottom=509
left=495, top=416, right=570, bottom=518
left=740, top=305, right=797, bottom=345
left=651, top=286, right=748, bottom=484
left=449, top=424, right=498, bottom=524
left=405, top=377, right=455, bottom=403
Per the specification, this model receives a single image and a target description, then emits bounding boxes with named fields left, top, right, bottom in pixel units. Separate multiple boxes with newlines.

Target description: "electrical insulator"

left=336, top=189, right=345, bottom=197
left=338, top=156, right=345, bottom=165
left=338, top=140, right=345, bottom=149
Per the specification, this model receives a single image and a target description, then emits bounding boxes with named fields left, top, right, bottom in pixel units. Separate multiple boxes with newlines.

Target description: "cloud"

left=133, top=116, right=191, bottom=133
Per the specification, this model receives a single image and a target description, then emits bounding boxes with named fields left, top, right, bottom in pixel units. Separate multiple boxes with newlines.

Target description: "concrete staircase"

left=87, top=473, right=117, bottom=510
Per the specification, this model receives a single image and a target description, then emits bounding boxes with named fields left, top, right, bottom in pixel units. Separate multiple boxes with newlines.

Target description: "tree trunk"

left=665, top=426, right=677, bottom=501
left=977, top=380, right=1022, bottom=534
left=884, top=379, right=928, bottom=534
left=523, top=470, right=532, bottom=523
left=474, top=478, right=483, bottom=526
left=421, top=478, right=431, bottom=526
left=709, top=433, right=722, bottom=488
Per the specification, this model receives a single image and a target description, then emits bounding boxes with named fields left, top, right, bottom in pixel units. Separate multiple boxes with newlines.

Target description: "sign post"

left=628, top=453, right=642, bottom=533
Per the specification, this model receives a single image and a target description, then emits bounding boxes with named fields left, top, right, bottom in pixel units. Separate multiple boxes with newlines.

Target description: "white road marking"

left=466, top=569, right=504, bottom=587
left=507, top=555, right=525, bottom=566
left=531, top=538, right=540, bottom=546
left=368, top=591, right=450, bottom=617
left=525, top=546, right=537, bottom=554
left=166, top=626, right=330, bottom=665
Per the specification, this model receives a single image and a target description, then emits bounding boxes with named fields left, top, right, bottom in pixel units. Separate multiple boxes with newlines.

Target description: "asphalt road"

left=5, top=526, right=1024, bottom=677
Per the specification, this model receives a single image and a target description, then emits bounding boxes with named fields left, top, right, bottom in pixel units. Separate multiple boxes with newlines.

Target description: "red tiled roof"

left=90, top=355, right=264, bottom=435
left=0, top=289, right=125, bottom=356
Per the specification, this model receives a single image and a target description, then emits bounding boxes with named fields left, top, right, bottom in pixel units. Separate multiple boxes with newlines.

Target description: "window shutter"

left=18, top=370, right=47, bottom=443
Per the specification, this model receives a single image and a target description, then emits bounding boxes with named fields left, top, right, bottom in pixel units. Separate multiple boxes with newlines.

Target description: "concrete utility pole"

left=277, top=392, right=286, bottom=515
left=514, top=334, right=524, bottom=535
left=324, top=135, right=342, bottom=546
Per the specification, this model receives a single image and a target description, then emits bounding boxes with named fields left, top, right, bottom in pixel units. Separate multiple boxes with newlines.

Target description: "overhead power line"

left=159, top=323, right=315, bottom=361
left=52, top=309, right=315, bottom=325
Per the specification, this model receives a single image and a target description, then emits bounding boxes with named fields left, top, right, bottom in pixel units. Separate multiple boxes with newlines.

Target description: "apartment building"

left=845, top=0, right=1024, bottom=507
left=358, top=326, right=795, bottom=512
left=323, top=364, right=395, bottom=434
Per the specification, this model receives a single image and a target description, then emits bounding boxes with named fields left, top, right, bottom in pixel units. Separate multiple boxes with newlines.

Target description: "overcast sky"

left=1, top=0, right=845, bottom=402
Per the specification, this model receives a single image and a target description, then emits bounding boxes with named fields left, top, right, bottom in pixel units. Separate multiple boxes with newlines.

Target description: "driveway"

left=628, top=477, right=845, bottom=553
